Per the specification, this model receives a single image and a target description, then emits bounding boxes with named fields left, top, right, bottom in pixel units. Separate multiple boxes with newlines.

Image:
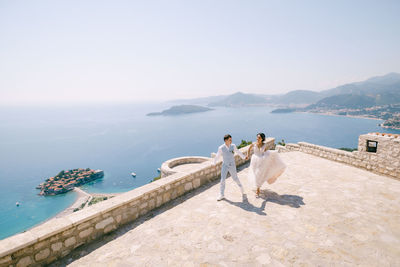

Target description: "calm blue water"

left=1, top=103, right=399, bottom=239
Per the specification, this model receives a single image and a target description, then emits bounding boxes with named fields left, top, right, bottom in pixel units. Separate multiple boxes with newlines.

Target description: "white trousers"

left=220, top=163, right=244, bottom=196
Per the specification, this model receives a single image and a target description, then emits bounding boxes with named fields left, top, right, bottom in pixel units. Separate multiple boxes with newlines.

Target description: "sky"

left=1, top=0, right=400, bottom=105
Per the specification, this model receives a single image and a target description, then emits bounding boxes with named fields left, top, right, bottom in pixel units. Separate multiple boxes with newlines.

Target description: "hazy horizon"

left=1, top=0, right=400, bottom=105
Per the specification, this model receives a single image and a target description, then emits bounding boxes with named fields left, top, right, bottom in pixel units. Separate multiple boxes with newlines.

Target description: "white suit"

left=213, top=143, right=246, bottom=197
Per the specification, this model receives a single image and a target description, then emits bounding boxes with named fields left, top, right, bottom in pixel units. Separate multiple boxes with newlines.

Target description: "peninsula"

left=146, top=105, right=213, bottom=116
left=37, top=168, right=104, bottom=196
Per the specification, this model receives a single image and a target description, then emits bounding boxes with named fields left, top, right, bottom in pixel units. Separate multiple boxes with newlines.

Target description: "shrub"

left=151, top=175, right=161, bottom=182
left=237, top=140, right=252, bottom=149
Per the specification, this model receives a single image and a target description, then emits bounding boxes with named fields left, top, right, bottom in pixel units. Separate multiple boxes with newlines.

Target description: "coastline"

left=295, top=111, right=400, bottom=130
left=33, top=188, right=120, bottom=229
left=54, top=188, right=91, bottom=218
left=296, top=111, right=383, bottom=121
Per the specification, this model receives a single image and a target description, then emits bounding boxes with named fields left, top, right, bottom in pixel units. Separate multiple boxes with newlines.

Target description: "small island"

left=147, top=105, right=213, bottom=116
left=37, top=168, right=104, bottom=196
left=270, top=108, right=296, bottom=113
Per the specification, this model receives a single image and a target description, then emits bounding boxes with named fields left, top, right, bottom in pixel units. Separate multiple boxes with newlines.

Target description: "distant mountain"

left=273, top=73, right=400, bottom=106
left=307, top=94, right=377, bottom=109
left=270, top=90, right=323, bottom=105
left=320, top=72, right=400, bottom=97
left=208, top=92, right=268, bottom=107
left=302, top=73, right=400, bottom=110
left=146, top=105, right=213, bottom=116
left=166, top=73, right=400, bottom=108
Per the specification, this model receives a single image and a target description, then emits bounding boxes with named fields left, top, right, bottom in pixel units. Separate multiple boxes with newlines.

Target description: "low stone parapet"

left=282, top=134, right=400, bottom=180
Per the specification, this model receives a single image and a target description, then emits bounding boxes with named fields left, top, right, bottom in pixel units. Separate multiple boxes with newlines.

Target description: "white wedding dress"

left=248, top=143, right=286, bottom=189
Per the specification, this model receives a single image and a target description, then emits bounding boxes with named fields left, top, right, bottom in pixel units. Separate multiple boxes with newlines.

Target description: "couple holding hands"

left=212, top=133, right=286, bottom=201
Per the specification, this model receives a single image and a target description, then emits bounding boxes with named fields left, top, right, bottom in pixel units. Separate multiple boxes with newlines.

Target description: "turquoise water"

left=1, top=103, right=399, bottom=239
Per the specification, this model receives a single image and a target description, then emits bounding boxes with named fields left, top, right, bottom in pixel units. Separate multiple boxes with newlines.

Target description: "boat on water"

left=157, top=168, right=161, bottom=173
left=16, top=202, right=20, bottom=207
left=131, top=172, right=136, bottom=177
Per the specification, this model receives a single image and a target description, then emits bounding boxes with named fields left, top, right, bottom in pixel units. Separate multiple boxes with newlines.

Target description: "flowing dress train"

left=248, top=143, right=286, bottom=189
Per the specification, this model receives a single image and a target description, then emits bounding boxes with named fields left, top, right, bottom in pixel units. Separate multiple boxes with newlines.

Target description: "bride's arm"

left=246, top=143, right=254, bottom=159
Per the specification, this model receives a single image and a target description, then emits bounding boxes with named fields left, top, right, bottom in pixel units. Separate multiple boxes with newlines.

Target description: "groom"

left=212, top=134, right=246, bottom=201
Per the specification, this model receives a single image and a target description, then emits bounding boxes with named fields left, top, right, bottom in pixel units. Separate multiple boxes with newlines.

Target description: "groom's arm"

left=233, top=144, right=246, bottom=160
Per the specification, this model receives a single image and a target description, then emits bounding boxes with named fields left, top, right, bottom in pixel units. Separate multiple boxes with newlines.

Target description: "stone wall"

left=279, top=133, right=400, bottom=180
left=0, top=140, right=276, bottom=267
left=160, top=156, right=210, bottom=178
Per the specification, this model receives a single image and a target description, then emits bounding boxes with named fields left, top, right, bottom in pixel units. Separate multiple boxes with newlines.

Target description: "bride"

left=246, top=133, right=286, bottom=197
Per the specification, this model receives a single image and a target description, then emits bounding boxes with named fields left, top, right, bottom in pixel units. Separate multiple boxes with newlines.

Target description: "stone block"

left=77, top=222, right=91, bottom=231
left=16, top=256, right=32, bottom=267
left=157, top=188, right=164, bottom=195
left=62, top=228, right=75, bottom=237
left=10, top=246, right=33, bottom=258
left=125, top=206, right=138, bottom=217
left=79, top=227, right=94, bottom=239
left=49, top=236, right=59, bottom=243
left=193, top=178, right=201, bottom=188
left=0, top=255, right=12, bottom=265
left=148, top=199, right=155, bottom=210
left=34, top=240, right=48, bottom=250
left=95, top=217, right=114, bottom=230
left=163, top=192, right=171, bottom=203
left=140, top=209, right=148, bottom=216
left=51, top=242, right=63, bottom=252
left=64, top=237, right=76, bottom=248
left=116, top=214, right=122, bottom=224
left=156, top=196, right=163, bottom=207
left=140, top=202, right=148, bottom=209
left=184, top=182, right=193, bottom=192
left=35, top=248, right=50, bottom=262
left=104, top=224, right=116, bottom=234
left=170, top=190, right=177, bottom=199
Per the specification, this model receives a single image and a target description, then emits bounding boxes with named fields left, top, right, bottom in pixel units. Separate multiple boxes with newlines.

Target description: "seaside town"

left=37, top=168, right=104, bottom=196
left=306, top=104, right=400, bottom=129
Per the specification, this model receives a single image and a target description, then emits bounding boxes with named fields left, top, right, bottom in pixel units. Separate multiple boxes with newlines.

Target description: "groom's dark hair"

left=223, top=134, right=232, bottom=141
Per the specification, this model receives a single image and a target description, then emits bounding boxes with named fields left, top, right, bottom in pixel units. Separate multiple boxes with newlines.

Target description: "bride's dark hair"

left=257, top=133, right=266, bottom=142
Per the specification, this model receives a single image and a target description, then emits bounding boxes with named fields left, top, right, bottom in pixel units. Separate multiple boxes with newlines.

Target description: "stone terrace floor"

left=52, top=151, right=400, bottom=266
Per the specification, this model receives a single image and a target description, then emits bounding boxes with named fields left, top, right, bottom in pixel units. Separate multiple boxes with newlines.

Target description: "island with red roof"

left=37, top=168, right=104, bottom=196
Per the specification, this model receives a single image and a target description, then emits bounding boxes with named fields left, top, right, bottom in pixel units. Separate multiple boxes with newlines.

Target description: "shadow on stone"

left=223, top=194, right=267, bottom=216
left=222, top=189, right=305, bottom=216
left=259, top=189, right=305, bottom=208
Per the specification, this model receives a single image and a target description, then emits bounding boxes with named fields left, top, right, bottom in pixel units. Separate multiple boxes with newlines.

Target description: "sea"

left=1, top=103, right=399, bottom=240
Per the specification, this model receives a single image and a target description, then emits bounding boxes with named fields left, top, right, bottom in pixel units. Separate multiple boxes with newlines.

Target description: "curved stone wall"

left=160, top=156, right=211, bottom=178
